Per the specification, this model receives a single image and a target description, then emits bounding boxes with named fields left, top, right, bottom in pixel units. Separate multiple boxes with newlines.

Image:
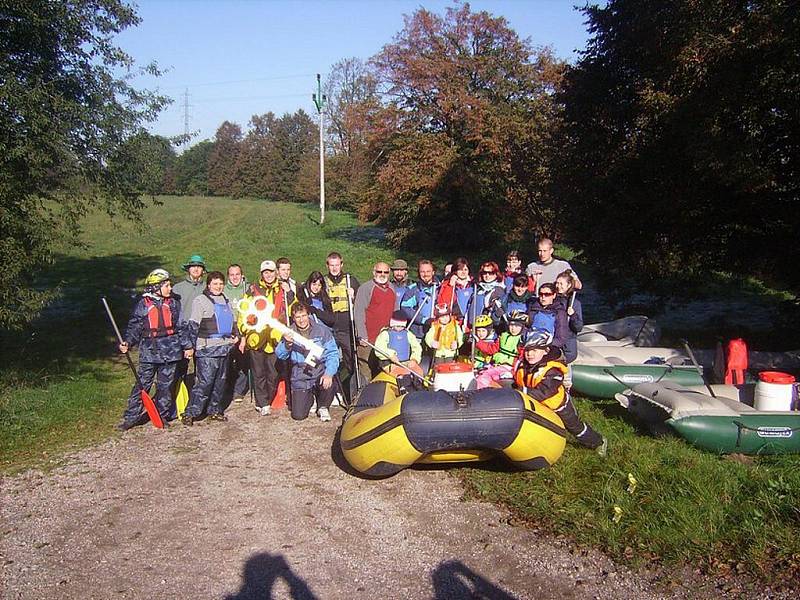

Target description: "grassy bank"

left=1, top=195, right=798, bottom=585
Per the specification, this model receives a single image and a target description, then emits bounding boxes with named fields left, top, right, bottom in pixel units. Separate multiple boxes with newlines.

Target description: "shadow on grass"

left=0, top=252, right=163, bottom=388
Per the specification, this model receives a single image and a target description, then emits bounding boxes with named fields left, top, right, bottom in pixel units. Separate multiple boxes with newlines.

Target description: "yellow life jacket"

left=324, top=274, right=349, bottom=313
left=430, top=320, right=460, bottom=354
left=514, top=360, right=567, bottom=410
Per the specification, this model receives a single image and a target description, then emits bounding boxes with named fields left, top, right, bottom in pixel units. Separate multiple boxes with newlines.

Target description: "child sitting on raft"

left=472, top=314, right=496, bottom=370
left=374, top=310, right=423, bottom=376
left=425, top=303, right=464, bottom=365
left=475, top=310, right=528, bottom=388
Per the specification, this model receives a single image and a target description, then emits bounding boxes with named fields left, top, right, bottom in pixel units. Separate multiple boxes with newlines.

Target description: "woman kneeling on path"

left=514, top=332, right=607, bottom=456
left=275, top=303, right=340, bottom=422
left=182, top=271, right=238, bottom=425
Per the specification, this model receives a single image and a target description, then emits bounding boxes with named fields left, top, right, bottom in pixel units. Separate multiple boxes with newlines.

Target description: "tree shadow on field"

left=225, top=552, right=318, bottom=600
left=431, top=559, right=519, bottom=599
left=1, top=252, right=162, bottom=387
left=323, top=224, right=387, bottom=245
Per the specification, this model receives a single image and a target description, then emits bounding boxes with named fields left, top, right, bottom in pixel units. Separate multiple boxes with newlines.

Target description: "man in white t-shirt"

left=525, top=237, right=582, bottom=293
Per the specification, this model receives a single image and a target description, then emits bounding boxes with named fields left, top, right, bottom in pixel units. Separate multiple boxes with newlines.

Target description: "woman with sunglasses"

left=436, top=257, right=474, bottom=327
left=475, top=261, right=505, bottom=324
left=296, top=271, right=336, bottom=329
left=526, top=282, right=568, bottom=355
left=554, top=269, right=583, bottom=364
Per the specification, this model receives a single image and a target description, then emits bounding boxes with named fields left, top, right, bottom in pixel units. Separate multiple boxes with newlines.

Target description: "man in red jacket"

left=353, top=261, right=401, bottom=387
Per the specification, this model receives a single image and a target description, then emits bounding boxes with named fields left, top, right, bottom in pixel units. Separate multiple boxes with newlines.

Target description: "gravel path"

left=0, top=402, right=787, bottom=599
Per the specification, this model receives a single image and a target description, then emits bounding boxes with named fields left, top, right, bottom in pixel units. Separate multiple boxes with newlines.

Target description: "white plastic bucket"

left=754, top=381, right=795, bottom=411
left=433, top=364, right=476, bottom=392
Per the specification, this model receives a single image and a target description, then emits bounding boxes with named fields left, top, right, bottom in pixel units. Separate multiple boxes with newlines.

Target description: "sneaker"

left=317, top=407, right=331, bottom=422
left=181, top=414, right=193, bottom=427
left=115, top=421, right=136, bottom=432
left=259, top=405, right=272, bottom=416
left=596, top=437, right=608, bottom=458
left=208, top=413, right=228, bottom=422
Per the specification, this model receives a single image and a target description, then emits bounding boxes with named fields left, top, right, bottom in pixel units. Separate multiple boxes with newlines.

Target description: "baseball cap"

left=260, top=260, right=276, bottom=272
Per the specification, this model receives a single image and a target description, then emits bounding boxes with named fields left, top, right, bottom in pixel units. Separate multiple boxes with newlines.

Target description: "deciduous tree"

left=0, top=0, right=168, bottom=328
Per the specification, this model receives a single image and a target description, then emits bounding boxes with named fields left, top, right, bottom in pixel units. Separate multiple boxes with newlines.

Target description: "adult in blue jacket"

left=275, top=303, right=340, bottom=422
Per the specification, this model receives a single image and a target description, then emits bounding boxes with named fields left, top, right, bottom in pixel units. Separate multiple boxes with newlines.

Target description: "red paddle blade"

left=140, top=389, right=164, bottom=429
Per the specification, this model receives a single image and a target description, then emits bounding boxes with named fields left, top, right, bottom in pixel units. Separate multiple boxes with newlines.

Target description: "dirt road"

left=0, top=403, right=783, bottom=599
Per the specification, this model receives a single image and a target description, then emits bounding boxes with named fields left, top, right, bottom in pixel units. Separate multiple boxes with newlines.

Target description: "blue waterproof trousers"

left=122, top=361, right=177, bottom=424
left=185, top=355, right=230, bottom=418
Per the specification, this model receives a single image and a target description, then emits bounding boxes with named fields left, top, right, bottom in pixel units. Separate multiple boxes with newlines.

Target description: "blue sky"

left=119, top=1, right=593, bottom=144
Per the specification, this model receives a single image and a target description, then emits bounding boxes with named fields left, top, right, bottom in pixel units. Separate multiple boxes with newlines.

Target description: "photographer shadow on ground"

left=432, top=559, right=519, bottom=599
left=225, top=552, right=318, bottom=600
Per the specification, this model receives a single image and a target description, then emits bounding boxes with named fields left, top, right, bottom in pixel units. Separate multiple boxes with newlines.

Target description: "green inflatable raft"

left=616, top=381, right=800, bottom=454
left=571, top=343, right=705, bottom=399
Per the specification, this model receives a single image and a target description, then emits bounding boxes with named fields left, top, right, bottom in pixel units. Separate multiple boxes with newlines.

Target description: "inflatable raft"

left=615, top=379, right=800, bottom=454
left=571, top=343, right=705, bottom=399
left=339, top=372, right=567, bottom=477
left=577, top=316, right=661, bottom=347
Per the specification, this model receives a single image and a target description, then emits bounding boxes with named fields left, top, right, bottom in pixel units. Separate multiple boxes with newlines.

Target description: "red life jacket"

left=724, top=338, right=748, bottom=385
left=144, top=297, right=176, bottom=338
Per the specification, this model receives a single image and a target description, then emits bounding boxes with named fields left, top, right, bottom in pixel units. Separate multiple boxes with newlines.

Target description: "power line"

left=154, top=73, right=317, bottom=91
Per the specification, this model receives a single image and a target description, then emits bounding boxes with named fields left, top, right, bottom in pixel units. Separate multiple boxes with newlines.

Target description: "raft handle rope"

left=733, top=420, right=800, bottom=448
left=602, top=366, right=673, bottom=388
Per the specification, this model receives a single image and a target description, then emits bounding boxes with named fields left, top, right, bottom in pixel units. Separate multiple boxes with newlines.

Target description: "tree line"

left=2, top=0, right=798, bottom=328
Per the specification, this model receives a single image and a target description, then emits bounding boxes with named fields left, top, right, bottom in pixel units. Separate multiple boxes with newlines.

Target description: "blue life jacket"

left=455, top=286, right=473, bottom=319
left=530, top=310, right=556, bottom=337
left=506, top=299, right=527, bottom=314
left=388, top=329, right=411, bottom=361
left=198, top=292, right=235, bottom=338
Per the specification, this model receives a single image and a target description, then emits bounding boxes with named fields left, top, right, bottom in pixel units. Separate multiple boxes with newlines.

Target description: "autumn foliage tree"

left=362, top=4, right=564, bottom=250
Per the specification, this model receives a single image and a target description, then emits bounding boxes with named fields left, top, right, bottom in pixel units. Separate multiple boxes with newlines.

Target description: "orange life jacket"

left=513, top=359, right=568, bottom=410
left=144, top=297, right=176, bottom=338
left=725, top=338, right=748, bottom=385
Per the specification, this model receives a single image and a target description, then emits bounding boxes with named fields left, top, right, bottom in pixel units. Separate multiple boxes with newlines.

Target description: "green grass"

left=458, top=398, right=800, bottom=585
left=1, top=195, right=798, bottom=585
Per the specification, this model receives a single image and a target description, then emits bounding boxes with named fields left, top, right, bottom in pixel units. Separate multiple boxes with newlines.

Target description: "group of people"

left=116, top=239, right=606, bottom=456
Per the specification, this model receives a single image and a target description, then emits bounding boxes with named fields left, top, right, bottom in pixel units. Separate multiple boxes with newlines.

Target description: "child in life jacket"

left=116, top=268, right=191, bottom=431
left=497, top=274, right=535, bottom=326
left=425, top=303, right=464, bottom=364
left=472, top=314, right=496, bottom=370
left=513, top=332, right=607, bottom=456
left=374, top=310, right=423, bottom=376
left=475, top=310, right=528, bottom=389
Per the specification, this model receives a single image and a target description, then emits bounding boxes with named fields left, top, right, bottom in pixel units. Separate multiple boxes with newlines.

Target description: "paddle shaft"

left=361, top=339, right=433, bottom=386
left=406, top=294, right=429, bottom=331
left=345, top=274, right=360, bottom=385
left=682, top=339, right=717, bottom=398
left=102, top=296, right=145, bottom=390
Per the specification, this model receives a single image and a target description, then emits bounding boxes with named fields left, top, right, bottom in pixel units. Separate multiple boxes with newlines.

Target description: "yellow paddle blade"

left=176, top=380, right=189, bottom=418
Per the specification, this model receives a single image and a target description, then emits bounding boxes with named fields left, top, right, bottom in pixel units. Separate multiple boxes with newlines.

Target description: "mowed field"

left=1, top=196, right=798, bottom=589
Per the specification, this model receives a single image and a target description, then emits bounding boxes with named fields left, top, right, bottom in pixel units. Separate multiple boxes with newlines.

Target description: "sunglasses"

left=539, top=291, right=555, bottom=297
left=480, top=271, right=496, bottom=275
left=374, top=269, right=390, bottom=274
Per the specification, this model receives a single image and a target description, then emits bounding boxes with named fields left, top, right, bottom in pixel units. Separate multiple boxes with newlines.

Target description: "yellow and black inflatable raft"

left=340, top=373, right=567, bottom=477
